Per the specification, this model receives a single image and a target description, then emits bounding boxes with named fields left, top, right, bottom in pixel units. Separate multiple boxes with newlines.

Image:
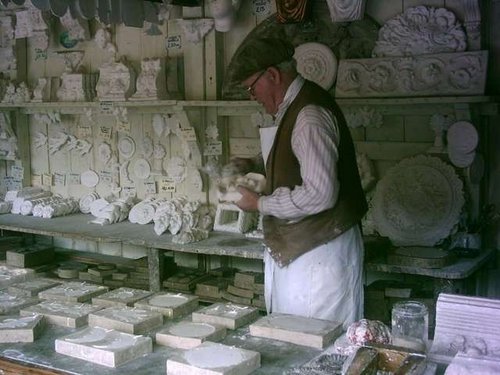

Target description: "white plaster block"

left=92, top=287, right=153, bottom=307
left=0, top=265, right=36, bottom=288
left=56, top=326, right=153, bottom=368
left=191, top=303, right=259, bottom=330
left=134, top=292, right=199, bottom=319
left=88, top=306, right=163, bottom=334
left=156, top=320, right=226, bottom=349
left=8, top=278, right=61, bottom=297
left=166, top=342, right=260, bottom=375
left=0, top=290, right=39, bottom=314
left=39, top=281, right=109, bottom=302
left=213, top=203, right=257, bottom=234
left=0, top=315, right=44, bottom=343
left=20, top=301, right=103, bottom=328
left=249, top=313, right=343, bottom=349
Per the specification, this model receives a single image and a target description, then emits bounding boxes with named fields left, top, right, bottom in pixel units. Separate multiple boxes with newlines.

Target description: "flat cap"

left=231, top=37, right=295, bottom=83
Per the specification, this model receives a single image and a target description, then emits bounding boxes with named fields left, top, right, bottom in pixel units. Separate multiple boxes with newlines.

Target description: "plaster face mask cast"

left=209, top=0, right=241, bottom=32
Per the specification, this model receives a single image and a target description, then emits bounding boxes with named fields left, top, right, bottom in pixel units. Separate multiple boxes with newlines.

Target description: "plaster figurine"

left=32, top=78, right=48, bottom=102
left=94, top=26, right=117, bottom=62
left=208, top=0, right=241, bottom=32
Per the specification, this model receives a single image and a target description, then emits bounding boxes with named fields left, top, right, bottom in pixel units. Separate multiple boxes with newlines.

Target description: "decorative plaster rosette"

left=372, top=6, right=466, bottom=57
left=372, top=155, right=464, bottom=246
left=293, top=42, right=337, bottom=90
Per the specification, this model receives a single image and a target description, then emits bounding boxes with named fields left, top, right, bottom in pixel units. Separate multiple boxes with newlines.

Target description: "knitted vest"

left=263, top=80, right=367, bottom=266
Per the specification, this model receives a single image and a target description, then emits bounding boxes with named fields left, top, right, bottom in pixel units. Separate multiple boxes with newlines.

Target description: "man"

left=231, top=37, right=367, bottom=328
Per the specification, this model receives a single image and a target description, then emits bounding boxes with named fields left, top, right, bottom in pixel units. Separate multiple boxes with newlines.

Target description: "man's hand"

left=235, top=186, right=260, bottom=212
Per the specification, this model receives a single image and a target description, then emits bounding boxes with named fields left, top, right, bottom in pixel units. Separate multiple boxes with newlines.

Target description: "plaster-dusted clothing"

left=264, top=225, right=364, bottom=328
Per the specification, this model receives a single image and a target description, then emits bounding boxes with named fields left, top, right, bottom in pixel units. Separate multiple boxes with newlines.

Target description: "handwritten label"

left=32, top=174, right=42, bottom=186
left=68, top=173, right=81, bottom=185
left=99, top=101, right=114, bottom=114
left=99, top=171, right=113, bottom=185
left=180, top=128, right=197, bottom=142
left=144, top=180, right=157, bottom=195
left=253, top=0, right=271, bottom=15
left=99, top=126, right=112, bottom=141
left=42, top=173, right=52, bottom=186
left=166, top=35, right=182, bottom=50
left=11, top=165, right=24, bottom=180
left=159, top=179, right=176, bottom=193
left=204, top=141, right=223, bottom=156
left=54, top=173, right=66, bottom=186
left=78, top=124, right=92, bottom=138
left=116, top=121, right=131, bottom=134
left=122, top=186, right=137, bottom=198
left=34, top=48, right=47, bottom=61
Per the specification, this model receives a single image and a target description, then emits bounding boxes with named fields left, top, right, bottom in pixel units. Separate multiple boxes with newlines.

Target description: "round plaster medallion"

left=372, top=155, right=464, bottom=247
left=447, top=121, right=478, bottom=154
left=133, top=158, right=151, bottom=180
left=81, top=170, right=99, bottom=188
left=149, top=294, right=188, bottom=307
left=118, top=136, right=136, bottom=159
left=169, top=322, right=216, bottom=338
left=184, top=344, right=244, bottom=369
left=66, top=327, right=108, bottom=344
left=93, top=331, right=136, bottom=350
left=98, top=142, right=112, bottom=164
left=448, top=149, right=475, bottom=168
left=293, top=42, right=337, bottom=90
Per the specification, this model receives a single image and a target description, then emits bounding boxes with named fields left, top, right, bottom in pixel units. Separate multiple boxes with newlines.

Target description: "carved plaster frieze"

left=336, top=51, right=488, bottom=98
left=326, top=0, right=366, bottom=22
left=178, top=19, right=214, bottom=44
left=372, top=6, right=466, bottom=58
left=343, top=107, right=382, bottom=128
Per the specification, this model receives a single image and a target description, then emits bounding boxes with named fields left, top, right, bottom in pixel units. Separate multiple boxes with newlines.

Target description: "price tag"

left=99, top=101, right=114, bottom=114
left=166, top=35, right=182, bottom=50
left=99, top=126, right=112, bottom=141
left=99, top=171, right=113, bottom=185
left=180, top=128, right=197, bottom=142
left=116, top=121, right=131, bottom=134
left=253, top=0, right=271, bottom=15
left=42, top=173, right=52, bottom=186
left=144, top=180, right=157, bottom=195
left=122, top=186, right=137, bottom=198
left=204, top=141, right=223, bottom=156
left=32, top=174, right=42, bottom=186
left=78, top=124, right=92, bottom=138
left=11, top=165, right=24, bottom=180
left=68, top=173, right=81, bottom=185
left=54, top=173, right=66, bottom=186
left=159, top=179, right=176, bottom=193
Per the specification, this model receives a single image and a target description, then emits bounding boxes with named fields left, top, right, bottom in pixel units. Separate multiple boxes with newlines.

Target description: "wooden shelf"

left=0, top=213, right=265, bottom=260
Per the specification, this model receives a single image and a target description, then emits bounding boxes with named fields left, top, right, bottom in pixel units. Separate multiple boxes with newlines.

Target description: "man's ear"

left=267, top=66, right=281, bottom=84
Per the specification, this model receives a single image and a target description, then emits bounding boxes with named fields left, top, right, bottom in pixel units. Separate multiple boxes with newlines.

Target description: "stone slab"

left=191, top=303, right=259, bottom=330
left=92, top=287, right=153, bottom=307
left=156, top=320, right=226, bottom=349
left=166, top=342, right=260, bottom=375
left=0, top=315, right=44, bottom=343
left=249, top=313, right=343, bottom=349
left=0, top=290, right=39, bottom=314
left=134, top=292, right=199, bottom=319
left=38, top=281, right=109, bottom=302
left=0, top=265, right=36, bottom=288
left=55, top=326, right=153, bottom=368
left=6, top=245, right=54, bottom=268
left=20, top=300, right=103, bottom=328
left=8, top=278, right=62, bottom=297
left=88, top=306, right=163, bottom=334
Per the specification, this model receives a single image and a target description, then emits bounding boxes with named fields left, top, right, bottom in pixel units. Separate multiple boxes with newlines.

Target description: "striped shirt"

left=258, top=75, right=340, bottom=221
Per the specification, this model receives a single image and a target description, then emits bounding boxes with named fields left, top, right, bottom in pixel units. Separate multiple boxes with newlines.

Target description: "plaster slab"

left=166, top=342, right=260, bottom=375
left=191, top=303, right=259, bottom=330
left=0, top=290, right=39, bottom=314
left=0, top=265, right=36, bottom=288
left=20, top=300, right=103, bottom=328
left=55, top=326, right=153, bottom=368
left=6, top=245, right=54, bottom=268
left=88, top=306, right=163, bottom=334
left=92, top=287, right=153, bottom=307
left=39, top=281, right=109, bottom=302
left=8, top=278, right=61, bottom=297
left=249, top=313, right=343, bottom=349
left=134, top=292, right=199, bottom=319
left=0, top=315, right=44, bottom=343
left=156, top=320, right=226, bottom=349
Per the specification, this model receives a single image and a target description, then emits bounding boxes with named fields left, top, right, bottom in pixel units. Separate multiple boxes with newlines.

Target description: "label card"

left=166, top=35, right=182, bottom=50
left=204, top=141, right=223, bottom=156
left=159, top=179, right=175, bottom=193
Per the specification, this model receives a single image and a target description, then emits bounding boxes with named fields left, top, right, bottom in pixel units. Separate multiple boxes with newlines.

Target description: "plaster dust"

left=169, top=322, right=216, bottom=338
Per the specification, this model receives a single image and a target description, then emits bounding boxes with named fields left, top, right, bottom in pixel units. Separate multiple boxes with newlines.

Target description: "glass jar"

left=391, top=301, right=428, bottom=351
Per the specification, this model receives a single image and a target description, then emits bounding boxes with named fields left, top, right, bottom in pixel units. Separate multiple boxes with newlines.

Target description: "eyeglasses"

left=246, top=69, right=267, bottom=96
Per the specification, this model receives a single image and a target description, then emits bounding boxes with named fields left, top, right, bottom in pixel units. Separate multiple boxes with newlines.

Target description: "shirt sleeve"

left=258, top=104, right=340, bottom=220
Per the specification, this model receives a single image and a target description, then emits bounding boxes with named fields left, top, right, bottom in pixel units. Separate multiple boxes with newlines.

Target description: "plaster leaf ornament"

left=60, top=9, right=90, bottom=41
left=152, top=114, right=166, bottom=138
left=205, top=123, right=219, bottom=140
left=178, top=19, right=214, bottom=44
left=372, top=155, right=464, bottom=247
left=142, top=136, right=154, bottom=159
left=326, top=0, right=365, bottom=22
left=94, top=25, right=117, bottom=62
left=48, top=132, right=70, bottom=154
left=118, top=136, right=136, bottom=159
left=164, top=156, right=187, bottom=183
left=294, top=43, right=337, bottom=90
left=372, top=6, right=467, bottom=58
left=98, top=142, right=112, bottom=164
left=120, top=161, right=133, bottom=185
left=344, top=107, right=383, bottom=129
